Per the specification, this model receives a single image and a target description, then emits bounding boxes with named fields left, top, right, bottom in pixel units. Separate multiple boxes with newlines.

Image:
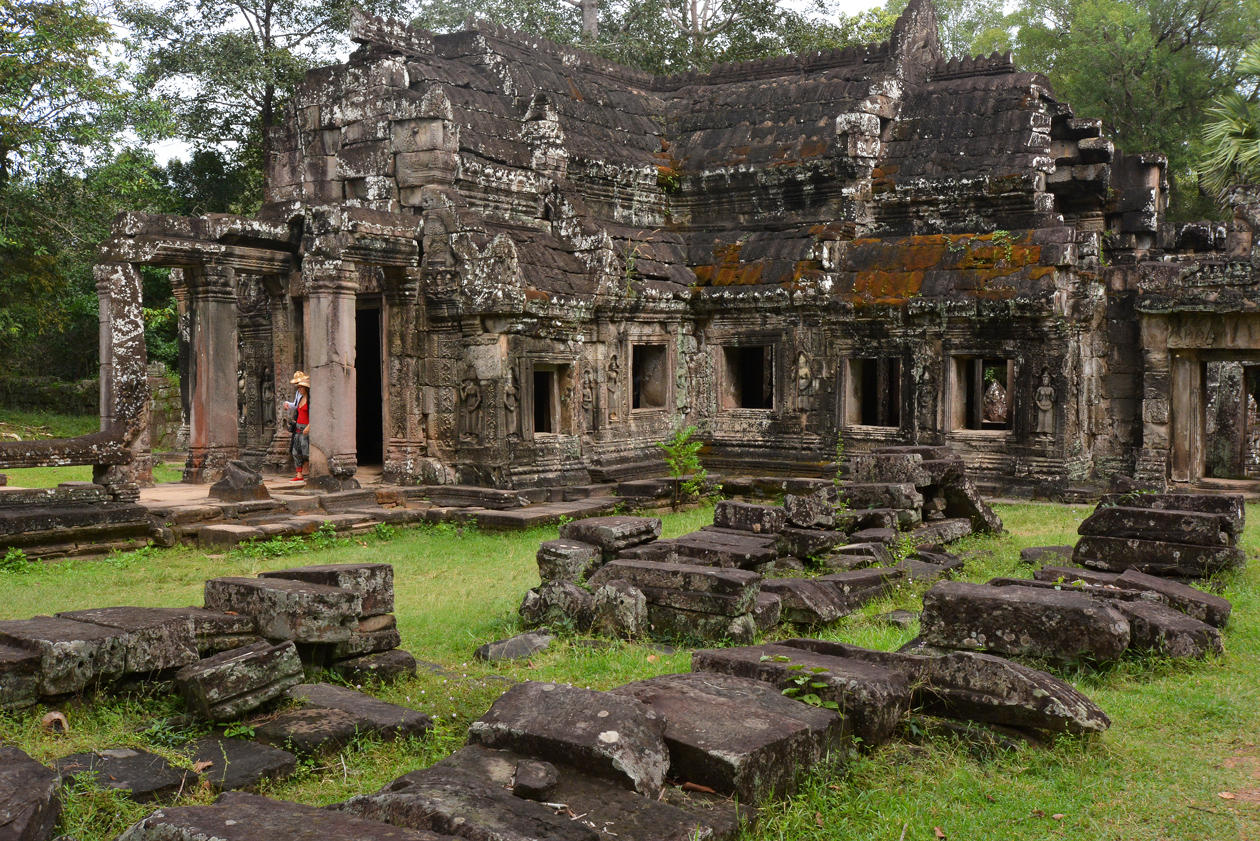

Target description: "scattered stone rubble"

left=517, top=452, right=1001, bottom=643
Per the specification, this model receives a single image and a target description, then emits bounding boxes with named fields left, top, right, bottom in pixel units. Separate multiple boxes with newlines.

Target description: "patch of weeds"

left=1, top=546, right=34, bottom=574
left=373, top=522, right=399, bottom=541
left=140, top=717, right=206, bottom=749
left=232, top=534, right=306, bottom=560
left=762, top=654, right=841, bottom=712
left=222, top=721, right=255, bottom=739
left=311, top=521, right=343, bottom=550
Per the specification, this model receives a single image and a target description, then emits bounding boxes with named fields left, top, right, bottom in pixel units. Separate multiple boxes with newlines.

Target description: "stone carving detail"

left=459, top=368, right=483, bottom=442
left=504, top=367, right=520, bottom=438
left=1035, top=370, right=1056, bottom=435
left=606, top=353, right=622, bottom=423
left=580, top=366, right=596, bottom=432
left=983, top=380, right=1009, bottom=425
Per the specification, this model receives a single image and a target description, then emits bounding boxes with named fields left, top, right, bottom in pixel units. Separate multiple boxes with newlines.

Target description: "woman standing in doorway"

left=285, top=371, right=311, bottom=481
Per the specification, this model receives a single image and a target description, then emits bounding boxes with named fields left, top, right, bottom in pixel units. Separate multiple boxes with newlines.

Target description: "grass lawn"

left=1, top=501, right=1257, bottom=840
left=1, top=408, right=184, bottom=487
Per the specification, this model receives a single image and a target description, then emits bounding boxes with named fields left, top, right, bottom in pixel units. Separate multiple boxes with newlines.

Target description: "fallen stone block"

left=176, top=640, right=303, bottom=721
left=1078, top=505, right=1231, bottom=546
left=712, top=500, right=787, bottom=534
left=475, top=632, right=553, bottom=662
left=1033, top=565, right=1121, bottom=587
left=55, top=748, right=192, bottom=802
left=468, top=681, right=669, bottom=796
left=1073, top=535, right=1244, bottom=578
left=326, top=627, right=402, bottom=661
left=842, top=483, right=924, bottom=512
left=985, top=577, right=1163, bottom=606
left=636, top=586, right=751, bottom=617
left=831, top=542, right=894, bottom=564
left=259, top=563, right=394, bottom=616
left=199, top=523, right=264, bottom=546
left=776, top=639, right=1110, bottom=736
left=518, top=580, right=594, bottom=630
left=185, top=738, right=297, bottom=792
left=782, top=492, right=836, bottom=529
left=1113, top=601, right=1223, bottom=659
left=342, top=744, right=745, bottom=841
left=1097, top=492, right=1244, bottom=537
left=777, top=527, right=845, bottom=560
left=896, top=559, right=953, bottom=583
left=57, top=607, right=199, bottom=675
left=136, top=607, right=259, bottom=656
left=536, top=539, right=602, bottom=583
left=1116, top=569, right=1231, bottom=628
left=332, top=649, right=417, bottom=684
left=591, top=580, right=647, bottom=638
left=287, top=682, right=433, bottom=739
left=254, top=708, right=362, bottom=754
left=115, top=791, right=455, bottom=841
left=691, top=643, right=910, bottom=746
left=204, top=576, right=361, bottom=642
left=942, top=478, right=1002, bottom=534
left=849, top=453, right=931, bottom=486
left=0, top=745, right=60, bottom=841
left=590, top=559, right=761, bottom=600
left=614, top=671, right=846, bottom=802
left=817, top=567, right=902, bottom=604
left=920, top=581, right=1131, bottom=663
left=753, top=591, right=782, bottom=631
left=760, top=579, right=852, bottom=625
left=0, top=642, right=40, bottom=711
left=646, top=603, right=756, bottom=644
left=849, top=527, right=898, bottom=545
left=560, top=516, right=662, bottom=555
left=615, top=540, right=679, bottom=562
left=909, top=518, right=973, bottom=546
left=209, top=460, right=271, bottom=502
left=512, top=759, right=559, bottom=800
left=673, top=529, right=781, bottom=568
left=0, top=616, right=129, bottom=695
left=1020, top=546, right=1075, bottom=566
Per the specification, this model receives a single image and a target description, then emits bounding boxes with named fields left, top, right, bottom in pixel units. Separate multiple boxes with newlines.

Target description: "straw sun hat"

left=289, top=371, right=311, bottom=388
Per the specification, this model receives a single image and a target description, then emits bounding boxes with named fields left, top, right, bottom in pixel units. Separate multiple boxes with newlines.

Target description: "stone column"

left=184, top=263, right=240, bottom=482
left=93, top=262, right=152, bottom=493
left=383, top=269, right=428, bottom=483
left=264, top=279, right=298, bottom=472
left=170, top=270, right=191, bottom=451
left=304, top=261, right=359, bottom=489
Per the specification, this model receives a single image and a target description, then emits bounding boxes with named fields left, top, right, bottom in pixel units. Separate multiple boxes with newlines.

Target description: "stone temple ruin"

left=2, top=0, right=1259, bottom=508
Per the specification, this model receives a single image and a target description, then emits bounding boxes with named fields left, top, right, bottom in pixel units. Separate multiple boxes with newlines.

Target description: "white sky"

left=148, top=0, right=888, bottom=164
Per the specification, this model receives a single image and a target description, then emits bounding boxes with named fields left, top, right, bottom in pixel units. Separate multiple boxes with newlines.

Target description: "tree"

left=0, top=0, right=152, bottom=183
left=881, top=0, right=1012, bottom=59
left=1199, top=41, right=1260, bottom=195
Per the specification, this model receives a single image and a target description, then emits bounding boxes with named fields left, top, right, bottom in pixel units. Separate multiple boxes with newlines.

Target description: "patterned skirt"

left=290, top=424, right=309, bottom=466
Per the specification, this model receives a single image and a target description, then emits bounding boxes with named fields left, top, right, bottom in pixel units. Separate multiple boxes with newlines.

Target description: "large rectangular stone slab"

left=0, top=616, right=129, bottom=695
left=55, top=748, right=192, bottom=802
left=0, top=745, right=60, bottom=841
left=1116, top=569, right=1231, bottom=628
left=0, top=641, right=40, bottom=710
left=759, top=579, right=852, bottom=625
left=920, top=581, right=1131, bottom=663
left=1113, top=600, right=1223, bottom=659
left=259, top=563, right=394, bottom=616
left=468, top=682, right=670, bottom=797
left=589, top=559, right=761, bottom=600
left=842, top=483, right=924, bottom=511
left=115, top=791, right=455, bottom=841
left=185, top=738, right=297, bottom=792
left=57, top=607, right=199, bottom=674
left=1032, top=565, right=1122, bottom=587
left=536, top=538, right=601, bottom=583
left=559, top=516, right=662, bottom=553
left=175, top=640, right=303, bottom=721
left=204, top=577, right=361, bottom=642
left=1078, top=506, right=1230, bottom=546
left=1073, top=535, right=1244, bottom=578
left=691, top=643, right=910, bottom=746
left=646, top=603, right=756, bottom=644
left=613, top=672, right=847, bottom=802
left=1097, top=492, right=1244, bottom=536
left=287, top=683, right=432, bottom=738
left=672, top=529, right=780, bottom=568
left=711, top=501, right=786, bottom=535
left=777, top=527, right=846, bottom=560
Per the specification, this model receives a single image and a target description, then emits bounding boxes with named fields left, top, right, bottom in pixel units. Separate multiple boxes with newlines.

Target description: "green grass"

left=1, top=501, right=1258, bottom=840
left=0, top=409, right=184, bottom=487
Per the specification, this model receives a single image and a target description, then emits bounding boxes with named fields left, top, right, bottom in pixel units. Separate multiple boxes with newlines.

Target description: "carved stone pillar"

left=184, top=263, right=240, bottom=482
left=305, top=261, right=360, bottom=488
left=170, top=269, right=191, bottom=451
left=264, top=279, right=299, bottom=472
left=93, top=262, right=151, bottom=493
left=383, top=269, right=427, bottom=483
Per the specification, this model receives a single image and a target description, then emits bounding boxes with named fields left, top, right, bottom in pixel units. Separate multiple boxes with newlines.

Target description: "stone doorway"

left=1204, top=361, right=1260, bottom=480
left=356, top=303, right=384, bottom=466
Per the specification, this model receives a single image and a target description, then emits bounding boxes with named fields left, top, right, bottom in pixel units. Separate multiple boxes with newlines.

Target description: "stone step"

left=471, top=498, right=619, bottom=529
left=413, top=485, right=532, bottom=510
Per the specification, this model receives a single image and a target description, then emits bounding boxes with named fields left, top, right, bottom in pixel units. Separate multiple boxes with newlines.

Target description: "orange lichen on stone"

left=691, top=241, right=767, bottom=287
left=524, top=288, right=551, bottom=302
left=798, top=140, right=829, bottom=158
left=566, top=78, right=584, bottom=102
left=852, top=269, right=924, bottom=303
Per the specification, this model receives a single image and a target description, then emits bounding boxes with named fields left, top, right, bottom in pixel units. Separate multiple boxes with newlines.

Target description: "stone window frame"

left=630, top=341, right=672, bottom=413
left=843, top=355, right=904, bottom=430
left=717, top=337, right=778, bottom=413
left=948, top=354, right=1016, bottom=434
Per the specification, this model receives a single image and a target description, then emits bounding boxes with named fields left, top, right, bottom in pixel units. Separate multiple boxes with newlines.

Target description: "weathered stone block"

left=518, top=580, right=594, bottom=630
left=691, top=643, right=910, bottom=747
left=0, top=745, right=60, bottom=841
left=287, top=682, right=433, bottom=739
left=536, top=538, right=602, bottom=583
left=760, top=579, right=851, bottom=625
left=57, top=607, right=199, bottom=674
left=1073, top=535, right=1245, bottom=578
left=673, top=528, right=780, bottom=568
left=1097, top=492, right=1244, bottom=536
left=208, top=460, right=270, bottom=502
left=254, top=708, right=362, bottom=754
left=560, top=516, right=662, bottom=553
left=782, top=490, right=837, bottom=529
left=0, top=616, right=129, bottom=695
left=468, top=681, right=670, bottom=796
left=942, top=478, right=1003, bottom=534
left=115, top=791, right=454, bottom=841
left=204, top=577, right=362, bottom=642
left=259, top=562, right=394, bottom=616
left=185, top=738, right=297, bottom=792
left=590, top=559, right=761, bottom=602
left=475, top=632, right=553, bottom=662
left=1033, top=565, right=1121, bottom=587
left=176, top=640, right=303, bottom=721
left=591, top=580, right=647, bottom=638
left=841, top=483, right=923, bottom=511
left=614, top=672, right=847, bottom=802
left=0, top=642, right=40, bottom=711
left=777, top=527, right=845, bottom=560
left=920, top=581, right=1131, bottom=663
left=1078, top=505, right=1230, bottom=546
left=1019, top=545, right=1074, bottom=566
left=1116, top=569, right=1231, bottom=627
left=712, top=500, right=787, bottom=534
left=511, top=759, right=558, bottom=800
left=332, top=648, right=418, bottom=683
left=753, top=591, right=782, bottom=630
left=849, top=453, right=930, bottom=485
left=55, top=748, right=192, bottom=802
left=327, top=627, right=402, bottom=661
left=1113, top=601, right=1223, bottom=659
left=646, top=603, right=756, bottom=644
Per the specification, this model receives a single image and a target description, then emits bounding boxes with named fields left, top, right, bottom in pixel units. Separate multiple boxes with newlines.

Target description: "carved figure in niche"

left=1035, top=370, right=1056, bottom=434
left=459, top=369, right=482, bottom=441
left=796, top=352, right=812, bottom=395
left=504, top=367, right=520, bottom=438
left=606, top=353, right=621, bottom=422
left=580, top=367, right=596, bottom=431
left=983, top=378, right=1009, bottom=424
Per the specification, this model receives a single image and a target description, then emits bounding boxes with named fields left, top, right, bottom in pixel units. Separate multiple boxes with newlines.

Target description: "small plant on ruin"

left=222, top=722, right=255, bottom=739
left=991, top=229, right=1016, bottom=263
left=831, top=434, right=850, bottom=518
left=657, top=424, right=706, bottom=510
left=373, top=522, right=398, bottom=541
left=1, top=547, right=33, bottom=574
left=761, top=656, right=841, bottom=711
left=312, top=521, right=342, bottom=549
left=888, top=532, right=916, bottom=565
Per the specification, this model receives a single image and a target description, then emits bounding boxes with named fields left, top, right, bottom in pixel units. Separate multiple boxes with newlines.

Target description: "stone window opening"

left=952, top=357, right=1013, bottom=431
left=721, top=345, right=774, bottom=410
left=531, top=363, right=572, bottom=436
left=846, top=357, right=901, bottom=427
left=632, top=344, right=669, bottom=410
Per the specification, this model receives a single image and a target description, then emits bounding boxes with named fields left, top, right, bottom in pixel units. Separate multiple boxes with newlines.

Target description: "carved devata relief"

left=504, top=366, right=520, bottom=439
left=1035, top=368, right=1057, bottom=435
left=459, top=365, right=483, bottom=442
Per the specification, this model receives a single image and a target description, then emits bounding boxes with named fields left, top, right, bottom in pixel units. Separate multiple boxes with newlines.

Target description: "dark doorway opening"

left=722, top=345, right=774, bottom=409
left=356, top=306, right=383, bottom=465
left=534, top=369, right=555, bottom=433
